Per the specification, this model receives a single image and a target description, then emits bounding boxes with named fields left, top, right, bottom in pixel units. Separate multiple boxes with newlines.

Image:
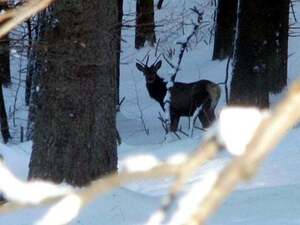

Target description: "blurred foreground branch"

left=1, top=74, right=300, bottom=225
left=0, top=144, right=216, bottom=225
left=185, top=81, right=300, bottom=225
left=2, top=81, right=300, bottom=225
left=0, top=0, right=55, bottom=38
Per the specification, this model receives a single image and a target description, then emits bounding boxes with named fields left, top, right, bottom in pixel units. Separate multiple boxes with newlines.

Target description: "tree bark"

left=230, top=0, right=289, bottom=107
left=0, top=2, right=11, bottom=86
left=26, top=11, right=48, bottom=140
left=157, top=0, right=164, bottom=9
left=28, top=0, right=118, bottom=187
left=0, top=86, right=10, bottom=143
left=116, top=0, right=123, bottom=107
left=212, top=0, right=238, bottom=60
left=25, top=19, right=33, bottom=106
left=0, top=36, right=10, bottom=87
left=0, top=1, right=11, bottom=143
left=135, top=0, right=156, bottom=49
left=230, top=0, right=270, bottom=108
left=265, top=0, right=289, bottom=93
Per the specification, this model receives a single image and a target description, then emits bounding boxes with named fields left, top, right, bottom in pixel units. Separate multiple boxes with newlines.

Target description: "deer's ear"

left=154, top=60, right=162, bottom=71
left=136, top=63, right=145, bottom=72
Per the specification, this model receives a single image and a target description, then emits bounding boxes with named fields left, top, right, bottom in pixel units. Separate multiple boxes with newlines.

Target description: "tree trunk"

left=157, top=0, right=164, bottom=9
left=26, top=11, right=48, bottom=140
left=135, top=0, right=156, bottom=49
left=230, top=0, right=271, bottom=108
left=28, top=0, right=118, bottom=187
left=212, top=0, right=238, bottom=60
left=265, top=0, right=289, bottom=93
left=25, top=19, right=33, bottom=106
left=0, top=1, right=10, bottom=86
left=0, top=35, right=10, bottom=87
left=0, top=86, right=10, bottom=143
left=116, top=0, right=123, bottom=107
left=0, top=0, right=11, bottom=143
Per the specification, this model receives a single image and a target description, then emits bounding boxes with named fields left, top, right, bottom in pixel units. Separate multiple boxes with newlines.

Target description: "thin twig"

left=163, top=54, right=176, bottom=69
left=155, top=38, right=160, bottom=57
left=12, top=43, right=25, bottom=127
left=290, top=0, right=297, bottom=23
left=133, top=76, right=149, bottom=135
left=158, top=112, right=168, bottom=133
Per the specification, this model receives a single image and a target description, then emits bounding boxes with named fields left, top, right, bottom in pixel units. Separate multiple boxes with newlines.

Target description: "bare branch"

left=163, top=54, right=176, bottom=69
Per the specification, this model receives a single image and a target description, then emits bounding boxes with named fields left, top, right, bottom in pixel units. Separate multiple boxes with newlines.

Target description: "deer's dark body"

left=136, top=60, right=220, bottom=132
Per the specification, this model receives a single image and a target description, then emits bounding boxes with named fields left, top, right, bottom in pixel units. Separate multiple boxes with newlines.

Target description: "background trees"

left=212, top=0, right=237, bottom=60
left=265, top=0, right=290, bottom=94
left=28, top=0, right=119, bottom=186
left=135, top=0, right=156, bottom=49
left=229, top=0, right=290, bottom=107
left=26, top=11, right=48, bottom=141
left=0, top=1, right=11, bottom=143
left=212, top=0, right=289, bottom=107
left=116, top=0, right=123, bottom=105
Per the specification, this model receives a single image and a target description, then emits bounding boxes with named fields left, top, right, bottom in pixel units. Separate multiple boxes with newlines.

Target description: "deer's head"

left=136, top=60, right=162, bottom=84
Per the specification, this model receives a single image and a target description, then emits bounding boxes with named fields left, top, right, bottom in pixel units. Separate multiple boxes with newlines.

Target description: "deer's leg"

left=199, top=101, right=215, bottom=128
left=199, top=110, right=210, bottom=128
left=170, top=112, right=180, bottom=132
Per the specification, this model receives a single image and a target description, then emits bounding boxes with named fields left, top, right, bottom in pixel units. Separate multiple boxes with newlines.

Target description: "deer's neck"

left=146, top=76, right=167, bottom=109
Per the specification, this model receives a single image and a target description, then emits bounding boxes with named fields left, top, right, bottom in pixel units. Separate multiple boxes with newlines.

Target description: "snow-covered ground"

left=1, top=0, right=300, bottom=224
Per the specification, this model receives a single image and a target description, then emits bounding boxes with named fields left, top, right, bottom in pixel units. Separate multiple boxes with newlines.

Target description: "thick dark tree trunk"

left=265, top=0, right=289, bottom=93
left=230, top=0, right=271, bottom=108
left=116, top=0, right=123, bottom=107
left=0, top=0, right=11, bottom=143
left=157, top=0, right=164, bottom=9
left=212, top=0, right=238, bottom=60
left=230, top=0, right=289, bottom=107
left=0, top=86, right=10, bottom=143
left=26, top=12, right=48, bottom=140
left=0, top=36, right=10, bottom=86
left=135, top=0, right=156, bottom=49
left=25, top=19, right=33, bottom=106
left=28, top=0, right=118, bottom=187
left=0, top=2, right=10, bottom=86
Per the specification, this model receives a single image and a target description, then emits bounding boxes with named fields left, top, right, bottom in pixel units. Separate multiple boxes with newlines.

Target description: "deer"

left=136, top=59, right=221, bottom=132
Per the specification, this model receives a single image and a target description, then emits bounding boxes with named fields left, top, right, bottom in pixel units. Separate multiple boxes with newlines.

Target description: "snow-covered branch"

left=163, top=8, right=203, bottom=136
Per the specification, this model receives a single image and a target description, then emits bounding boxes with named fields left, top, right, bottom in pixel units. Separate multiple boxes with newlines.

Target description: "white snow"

left=218, top=107, right=270, bottom=156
